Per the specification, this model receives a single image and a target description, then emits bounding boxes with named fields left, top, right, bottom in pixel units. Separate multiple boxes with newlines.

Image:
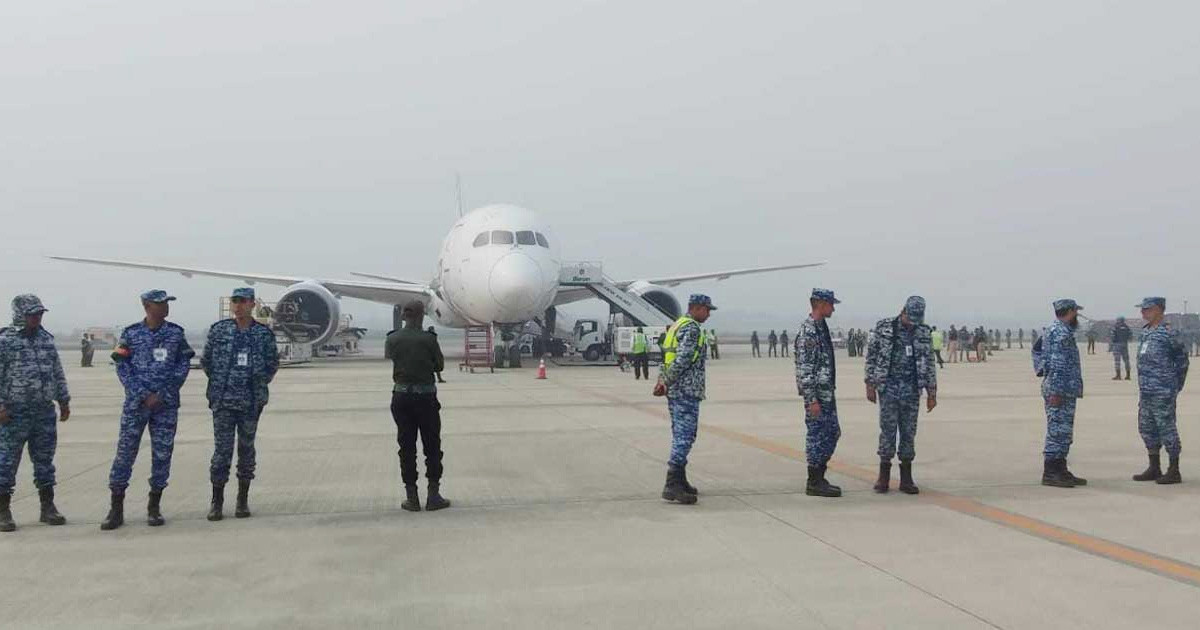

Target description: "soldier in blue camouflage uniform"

left=864, top=296, right=938, bottom=495
left=657, top=294, right=714, bottom=505
left=0, top=295, right=71, bottom=532
left=1040, top=299, right=1087, bottom=488
left=101, top=290, right=195, bottom=530
left=1111, top=316, right=1132, bottom=380
left=1131, top=297, right=1190, bottom=484
left=796, top=288, right=842, bottom=498
left=202, top=288, right=279, bottom=521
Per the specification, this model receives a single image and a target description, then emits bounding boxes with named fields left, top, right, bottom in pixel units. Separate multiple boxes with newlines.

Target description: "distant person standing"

left=750, top=331, right=761, bottom=358
left=630, top=326, right=650, bottom=380
left=930, top=326, right=945, bottom=368
left=1037, top=299, right=1087, bottom=488
left=386, top=300, right=450, bottom=512
left=947, top=326, right=959, bottom=364
left=779, top=330, right=790, bottom=358
left=1111, top=316, right=1132, bottom=380
left=80, top=333, right=94, bottom=368
left=846, top=329, right=856, bottom=357
left=1006, top=328, right=1012, bottom=349
left=657, top=295, right=715, bottom=505
left=1132, top=297, right=1189, bottom=484
left=767, top=330, right=778, bottom=358
left=1085, top=326, right=1097, bottom=355
left=796, top=289, right=842, bottom=498
left=708, top=329, right=720, bottom=360
left=959, top=326, right=969, bottom=361
left=1018, top=328, right=1025, bottom=349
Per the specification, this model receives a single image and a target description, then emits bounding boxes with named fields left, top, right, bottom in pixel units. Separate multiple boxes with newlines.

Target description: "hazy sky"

left=3, top=1, right=1198, bottom=334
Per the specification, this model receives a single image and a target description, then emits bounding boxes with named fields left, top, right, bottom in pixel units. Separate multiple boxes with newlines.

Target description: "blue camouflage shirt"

left=795, top=315, right=836, bottom=405
left=201, top=319, right=279, bottom=411
left=660, top=318, right=707, bottom=400
left=1042, top=319, right=1083, bottom=398
left=114, top=320, right=195, bottom=412
left=0, top=325, right=70, bottom=410
left=865, top=317, right=937, bottom=400
left=1137, top=323, right=1189, bottom=396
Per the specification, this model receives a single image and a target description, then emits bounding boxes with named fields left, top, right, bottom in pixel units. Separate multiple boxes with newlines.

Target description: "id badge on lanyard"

left=237, top=352, right=249, bottom=367
left=153, top=348, right=168, bottom=362
left=905, top=345, right=914, bottom=357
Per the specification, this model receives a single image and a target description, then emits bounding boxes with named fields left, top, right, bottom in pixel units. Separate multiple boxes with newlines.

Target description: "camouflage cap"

left=139, top=289, right=176, bottom=303
left=231, top=287, right=256, bottom=300
left=1136, top=296, right=1166, bottom=309
left=689, top=294, right=717, bottom=310
left=1052, top=298, right=1082, bottom=312
left=11, top=294, right=48, bottom=317
left=811, top=288, right=840, bottom=304
left=904, top=295, right=926, bottom=324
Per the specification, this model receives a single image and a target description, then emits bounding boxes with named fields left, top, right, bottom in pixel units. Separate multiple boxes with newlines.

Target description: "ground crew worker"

left=796, top=288, right=842, bottom=498
left=750, top=331, right=761, bottom=358
left=101, top=290, right=194, bottom=530
left=1039, top=299, right=1087, bottom=488
left=0, top=295, right=70, bottom=532
left=386, top=300, right=450, bottom=512
left=80, top=333, right=94, bottom=367
left=1111, top=316, right=1132, bottom=380
left=768, top=330, right=778, bottom=357
left=1132, top=297, right=1189, bottom=484
left=657, top=294, right=714, bottom=505
left=709, top=329, right=720, bottom=360
left=865, top=297, right=937, bottom=494
left=931, top=326, right=945, bottom=368
left=631, top=326, right=650, bottom=380
left=202, top=288, right=279, bottom=522
left=780, top=330, right=790, bottom=358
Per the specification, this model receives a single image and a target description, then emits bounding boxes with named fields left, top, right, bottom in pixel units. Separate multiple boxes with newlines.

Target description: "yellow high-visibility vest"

left=663, top=316, right=707, bottom=368
left=632, top=332, right=649, bottom=354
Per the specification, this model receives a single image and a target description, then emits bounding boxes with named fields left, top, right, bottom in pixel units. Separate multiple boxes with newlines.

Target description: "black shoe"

left=147, top=489, right=165, bottom=527
left=100, top=490, right=125, bottom=531
left=207, top=484, right=225, bottom=521
left=819, top=464, right=842, bottom=494
left=1157, top=455, right=1182, bottom=485
left=873, top=461, right=891, bottom=493
left=1062, top=461, right=1087, bottom=486
left=401, top=485, right=421, bottom=512
left=662, top=465, right=697, bottom=505
left=38, top=486, right=66, bottom=525
left=1112, top=375, right=1121, bottom=381
left=0, top=493, right=14, bottom=532
left=1041, top=459, right=1074, bottom=488
left=235, top=479, right=252, bottom=518
left=1133, top=452, right=1162, bottom=481
left=898, top=461, right=919, bottom=495
left=425, top=483, right=451, bottom=511
left=680, top=465, right=699, bottom=496
left=1125, top=373, right=1131, bottom=380
left=806, top=465, right=842, bottom=497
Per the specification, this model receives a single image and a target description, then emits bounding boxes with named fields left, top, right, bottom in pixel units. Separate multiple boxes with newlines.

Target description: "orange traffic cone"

left=536, top=358, right=547, bottom=380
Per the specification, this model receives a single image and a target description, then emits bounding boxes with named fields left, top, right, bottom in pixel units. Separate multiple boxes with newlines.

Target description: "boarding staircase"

left=559, top=262, right=675, bottom=327
left=461, top=325, right=494, bottom=373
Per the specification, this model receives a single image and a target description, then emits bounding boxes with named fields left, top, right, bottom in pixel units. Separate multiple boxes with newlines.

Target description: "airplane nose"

left=489, top=253, right=543, bottom=311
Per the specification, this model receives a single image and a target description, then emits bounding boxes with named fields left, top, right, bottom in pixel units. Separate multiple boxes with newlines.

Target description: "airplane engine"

left=626, top=281, right=682, bottom=320
left=273, top=281, right=341, bottom=346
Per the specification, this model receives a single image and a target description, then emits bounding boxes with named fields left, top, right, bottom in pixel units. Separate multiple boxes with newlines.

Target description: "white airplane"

left=51, top=204, right=824, bottom=350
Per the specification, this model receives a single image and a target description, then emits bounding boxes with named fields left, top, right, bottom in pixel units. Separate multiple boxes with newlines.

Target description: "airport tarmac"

left=4, top=344, right=1200, bottom=629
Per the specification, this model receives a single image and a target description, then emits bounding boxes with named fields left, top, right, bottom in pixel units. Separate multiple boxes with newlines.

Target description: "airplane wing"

left=349, top=272, right=423, bottom=284
left=552, top=261, right=826, bottom=306
left=48, top=256, right=431, bottom=305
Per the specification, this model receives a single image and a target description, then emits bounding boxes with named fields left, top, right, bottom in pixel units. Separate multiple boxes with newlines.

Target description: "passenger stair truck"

left=558, top=262, right=676, bottom=362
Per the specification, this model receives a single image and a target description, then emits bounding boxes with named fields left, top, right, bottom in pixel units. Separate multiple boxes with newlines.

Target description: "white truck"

left=570, top=318, right=669, bottom=362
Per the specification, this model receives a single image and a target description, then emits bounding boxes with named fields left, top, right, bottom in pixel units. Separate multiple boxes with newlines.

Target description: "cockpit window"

left=472, top=232, right=489, bottom=247
left=516, top=230, right=537, bottom=246
left=490, top=230, right=514, bottom=245
left=535, top=232, right=549, bottom=248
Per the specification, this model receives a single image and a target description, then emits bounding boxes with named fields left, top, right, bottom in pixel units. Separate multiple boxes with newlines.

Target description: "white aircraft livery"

left=51, top=204, right=824, bottom=347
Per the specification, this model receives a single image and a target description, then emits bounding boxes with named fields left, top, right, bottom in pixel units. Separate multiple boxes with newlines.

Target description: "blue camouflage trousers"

left=805, top=398, right=841, bottom=466
left=878, top=396, right=919, bottom=461
left=1042, top=396, right=1077, bottom=460
left=108, top=407, right=179, bottom=491
left=1138, top=394, right=1181, bottom=457
left=210, top=407, right=261, bottom=485
left=667, top=396, right=701, bottom=467
left=0, top=404, right=58, bottom=494
left=1113, top=346, right=1130, bottom=374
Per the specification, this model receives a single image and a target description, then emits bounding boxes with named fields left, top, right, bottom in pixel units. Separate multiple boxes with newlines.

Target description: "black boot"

left=1157, top=454, right=1181, bottom=485
left=235, top=479, right=252, bottom=518
left=1125, top=370, right=1131, bottom=380
left=147, top=489, right=165, bottom=527
left=207, top=484, right=224, bottom=521
left=100, top=490, right=124, bottom=531
left=1041, top=459, right=1074, bottom=488
left=806, top=465, right=841, bottom=497
left=680, top=465, right=699, bottom=495
left=1062, top=460, right=1087, bottom=486
left=38, top=486, right=66, bottom=525
left=820, top=464, right=842, bottom=494
left=1112, top=370, right=1121, bottom=381
left=1133, top=451, right=1162, bottom=482
left=0, top=493, right=14, bottom=532
left=425, top=482, right=451, bottom=511
left=661, top=465, right=697, bottom=505
left=898, top=460, right=919, bottom=495
left=401, top=484, right=421, bottom=512
left=873, top=460, right=891, bottom=493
